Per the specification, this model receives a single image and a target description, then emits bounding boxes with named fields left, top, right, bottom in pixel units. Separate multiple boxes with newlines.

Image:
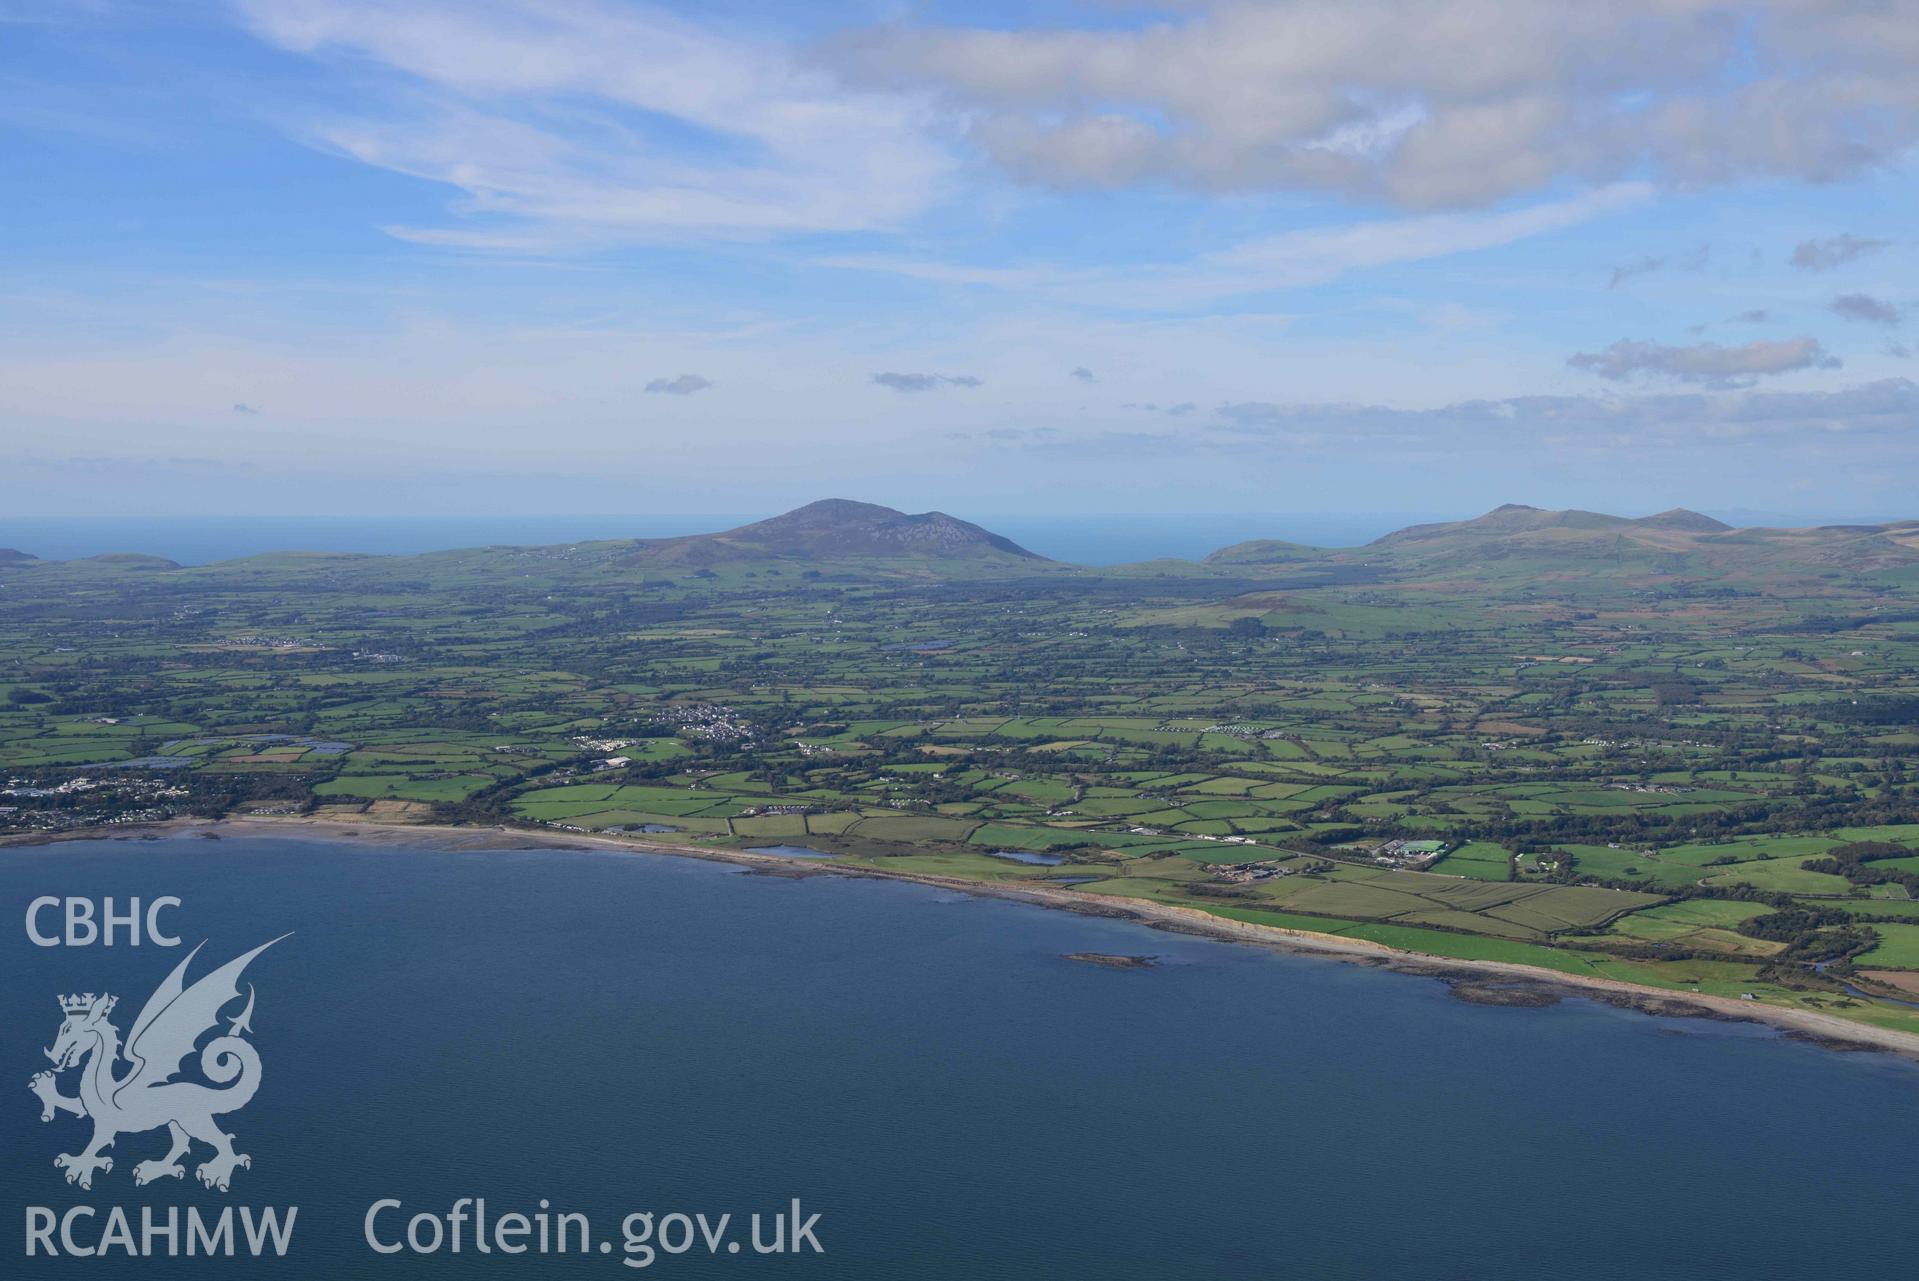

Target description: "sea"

left=0, top=514, right=1434, bottom=567
left=2, top=833, right=1915, bottom=1279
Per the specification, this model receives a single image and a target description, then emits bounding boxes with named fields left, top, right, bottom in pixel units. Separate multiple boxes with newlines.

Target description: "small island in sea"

left=1066, top=952, right=1159, bottom=969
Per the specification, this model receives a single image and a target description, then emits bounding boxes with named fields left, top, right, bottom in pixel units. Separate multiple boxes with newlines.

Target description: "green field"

left=1433, top=841, right=1514, bottom=882
left=1860, top=924, right=1919, bottom=970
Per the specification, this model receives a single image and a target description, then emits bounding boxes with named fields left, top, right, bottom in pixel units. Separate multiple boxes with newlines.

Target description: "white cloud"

left=872, top=372, right=981, bottom=392
left=1608, top=245, right=1709, bottom=290
left=838, top=0, right=1919, bottom=208
left=1791, top=233, right=1892, bottom=271
left=1221, top=379, right=1919, bottom=444
left=234, top=0, right=952, bottom=246
left=1830, top=294, right=1903, bottom=327
left=1567, top=337, right=1842, bottom=388
left=982, top=379, right=1919, bottom=454
left=644, top=373, right=713, bottom=395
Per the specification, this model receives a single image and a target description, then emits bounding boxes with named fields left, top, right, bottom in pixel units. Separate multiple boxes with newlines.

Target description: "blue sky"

left=3, top=0, right=1916, bottom=520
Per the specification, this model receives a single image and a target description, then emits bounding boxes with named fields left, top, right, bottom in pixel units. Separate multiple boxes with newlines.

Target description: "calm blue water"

left=0, top=514, right=1439, bottom=567
left=3, top=833, right=1916, bottom=1279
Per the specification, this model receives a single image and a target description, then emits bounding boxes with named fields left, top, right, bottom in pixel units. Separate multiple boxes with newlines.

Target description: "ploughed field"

left=6, top=503, right=1919, bottom=1034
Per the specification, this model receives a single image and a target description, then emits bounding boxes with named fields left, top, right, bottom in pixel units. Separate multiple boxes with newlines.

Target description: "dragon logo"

left=28, top=936, right=287, bottom=1192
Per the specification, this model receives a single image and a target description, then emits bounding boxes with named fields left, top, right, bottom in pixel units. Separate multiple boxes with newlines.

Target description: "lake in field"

left=3, top=833, right=1916, bottom=1279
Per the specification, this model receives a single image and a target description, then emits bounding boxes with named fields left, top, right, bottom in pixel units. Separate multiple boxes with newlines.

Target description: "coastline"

left=12, top=814, right=1919, bottom=1066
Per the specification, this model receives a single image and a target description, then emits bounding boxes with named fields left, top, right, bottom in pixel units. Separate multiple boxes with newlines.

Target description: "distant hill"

left=0, top=503, right=1036, bottom=586
left=622, top=500, right=1047, bottom=567
left=1636, top=508, right=1735, bottom=533
left=2, top=550, right=182, bottom=571
left=1203, top=504, right=1919, bottom=586
left=75, top=553, right=182, bottom=570
left=1368, top=503, right=1730, bottom=546
left=1197, top=538, right=1324, bottom=568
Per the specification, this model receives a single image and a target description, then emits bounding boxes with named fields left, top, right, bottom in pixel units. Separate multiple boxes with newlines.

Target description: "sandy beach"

left=12, top=813, right=1919, bottom=1066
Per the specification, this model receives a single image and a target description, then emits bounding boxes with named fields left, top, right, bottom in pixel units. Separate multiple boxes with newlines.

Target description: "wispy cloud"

left=234, top=0, right=951, bottom=248
left=1070, top=366, right=1094, bottom=383
left=1567, top=337, right=1840, bottom=388
left=644, top=373, right=714, bottom=395
left=1791, top=234, right=1891, bottom=271
left=1608, top=245, right=1708, bottom=289
left=1225, top=379, right=1917, bottom=444
left=872, top=372, right=981, bottom=393
left=820, top=184, right=1648, bottom=308
left=1830, top=294, right=1902, bottom=327
left=982, top=379, right=1919, bottom=455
